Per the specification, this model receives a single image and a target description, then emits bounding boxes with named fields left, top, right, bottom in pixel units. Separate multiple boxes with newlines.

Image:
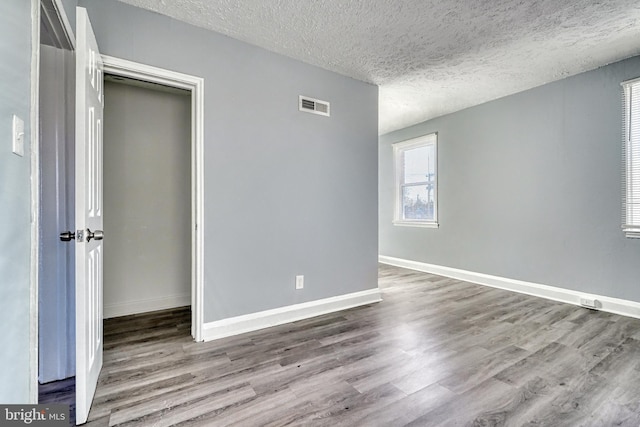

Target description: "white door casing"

left=101, top=55, right=205, bottom=342
left=75, top=7, right=104, bottom=425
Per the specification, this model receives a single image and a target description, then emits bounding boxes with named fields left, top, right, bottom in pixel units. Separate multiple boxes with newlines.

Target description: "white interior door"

left=75, top=7, right=104, bottom=425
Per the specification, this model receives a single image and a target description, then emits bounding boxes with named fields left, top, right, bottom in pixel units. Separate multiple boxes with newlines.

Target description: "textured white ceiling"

left=117, top=0, right=640, bottom=134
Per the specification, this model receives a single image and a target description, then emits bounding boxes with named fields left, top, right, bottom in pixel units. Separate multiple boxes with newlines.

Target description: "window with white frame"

left=393, top=133, right=438, bottom=227
left=623, top=78, right=640, bottom=238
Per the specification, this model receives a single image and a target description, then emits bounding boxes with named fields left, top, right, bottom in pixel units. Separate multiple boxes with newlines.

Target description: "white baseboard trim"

left=104, top=294, right=191, bottom=319
left=379, top=255, right=640, bottom=320
left=202, top=289, right=382, bottom=342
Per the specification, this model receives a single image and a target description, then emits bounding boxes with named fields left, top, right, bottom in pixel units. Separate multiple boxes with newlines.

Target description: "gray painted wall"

left=0, top=0, right=34, bottom=403
left=380, top=55, right=640, bottom=303
left=79, top=0, right=379, bottom=322
left=103, top=80, right=191, bottom=316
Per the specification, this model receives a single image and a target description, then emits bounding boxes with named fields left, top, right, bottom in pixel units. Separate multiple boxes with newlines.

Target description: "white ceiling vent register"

left=299, top=95, right=330, bottom=117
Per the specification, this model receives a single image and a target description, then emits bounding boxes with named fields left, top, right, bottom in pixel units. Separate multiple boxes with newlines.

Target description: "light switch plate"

left=12, top=114, right=25, bottom=157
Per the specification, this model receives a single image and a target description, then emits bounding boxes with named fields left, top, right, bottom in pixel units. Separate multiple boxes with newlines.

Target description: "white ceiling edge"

left=114, top=0, right=640, bottom=135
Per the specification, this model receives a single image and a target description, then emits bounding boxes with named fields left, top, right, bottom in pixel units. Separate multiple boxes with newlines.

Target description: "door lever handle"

left=86, top=229, right=104, bottom=242
left=60, top=231, right=75, bottom=242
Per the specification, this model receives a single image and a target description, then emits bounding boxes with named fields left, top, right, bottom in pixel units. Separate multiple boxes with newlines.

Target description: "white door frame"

left=102, top=56, right=205, bottom=342
left=30, top=0, right=42, bottom=404
left=31, top=0, right=77, bottom=402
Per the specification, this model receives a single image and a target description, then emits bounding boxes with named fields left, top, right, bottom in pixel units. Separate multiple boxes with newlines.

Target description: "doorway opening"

left=102, top=75, right=192, bottom=320
left=37, top=0, right=75, bottom=388
left=102, top=56, right=205, bottom=343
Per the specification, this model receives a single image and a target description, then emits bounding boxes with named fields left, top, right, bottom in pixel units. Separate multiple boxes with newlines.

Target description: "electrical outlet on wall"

left=579, top=297, right=600, bottom=309
left=295, top=275, right=304, bottom=290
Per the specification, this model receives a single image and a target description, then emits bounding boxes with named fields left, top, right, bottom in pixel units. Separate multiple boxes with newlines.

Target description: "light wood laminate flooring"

left=46, top=264, right=640, bottom=426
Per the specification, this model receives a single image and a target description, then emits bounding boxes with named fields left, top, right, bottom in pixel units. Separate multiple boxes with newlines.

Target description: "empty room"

left=2, top=0, right=640, bottom=425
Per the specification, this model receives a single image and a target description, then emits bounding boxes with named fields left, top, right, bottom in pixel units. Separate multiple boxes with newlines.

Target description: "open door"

left=75, top=7, right=104, bottom=424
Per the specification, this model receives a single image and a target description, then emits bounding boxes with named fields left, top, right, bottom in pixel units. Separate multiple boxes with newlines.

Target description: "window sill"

left=624, top=231, right=640, bottom=239
left=393, top=221, right=439, bottom=229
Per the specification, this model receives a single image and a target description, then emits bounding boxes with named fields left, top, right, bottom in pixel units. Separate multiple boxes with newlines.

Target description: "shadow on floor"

left=39, top=376, right=75, bottom=425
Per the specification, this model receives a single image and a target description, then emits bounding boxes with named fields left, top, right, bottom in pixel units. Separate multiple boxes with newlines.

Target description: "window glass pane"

left=403, top=144, right=435, bottom=184
left=624, top=81, right=640, bottom=236
left=403, top=185, right=435, bottom=221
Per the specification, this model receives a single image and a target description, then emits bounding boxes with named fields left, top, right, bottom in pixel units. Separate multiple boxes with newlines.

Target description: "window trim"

left=622, top=77, right=640, bottom=239
left=392, top=133, right=438, bottom=228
